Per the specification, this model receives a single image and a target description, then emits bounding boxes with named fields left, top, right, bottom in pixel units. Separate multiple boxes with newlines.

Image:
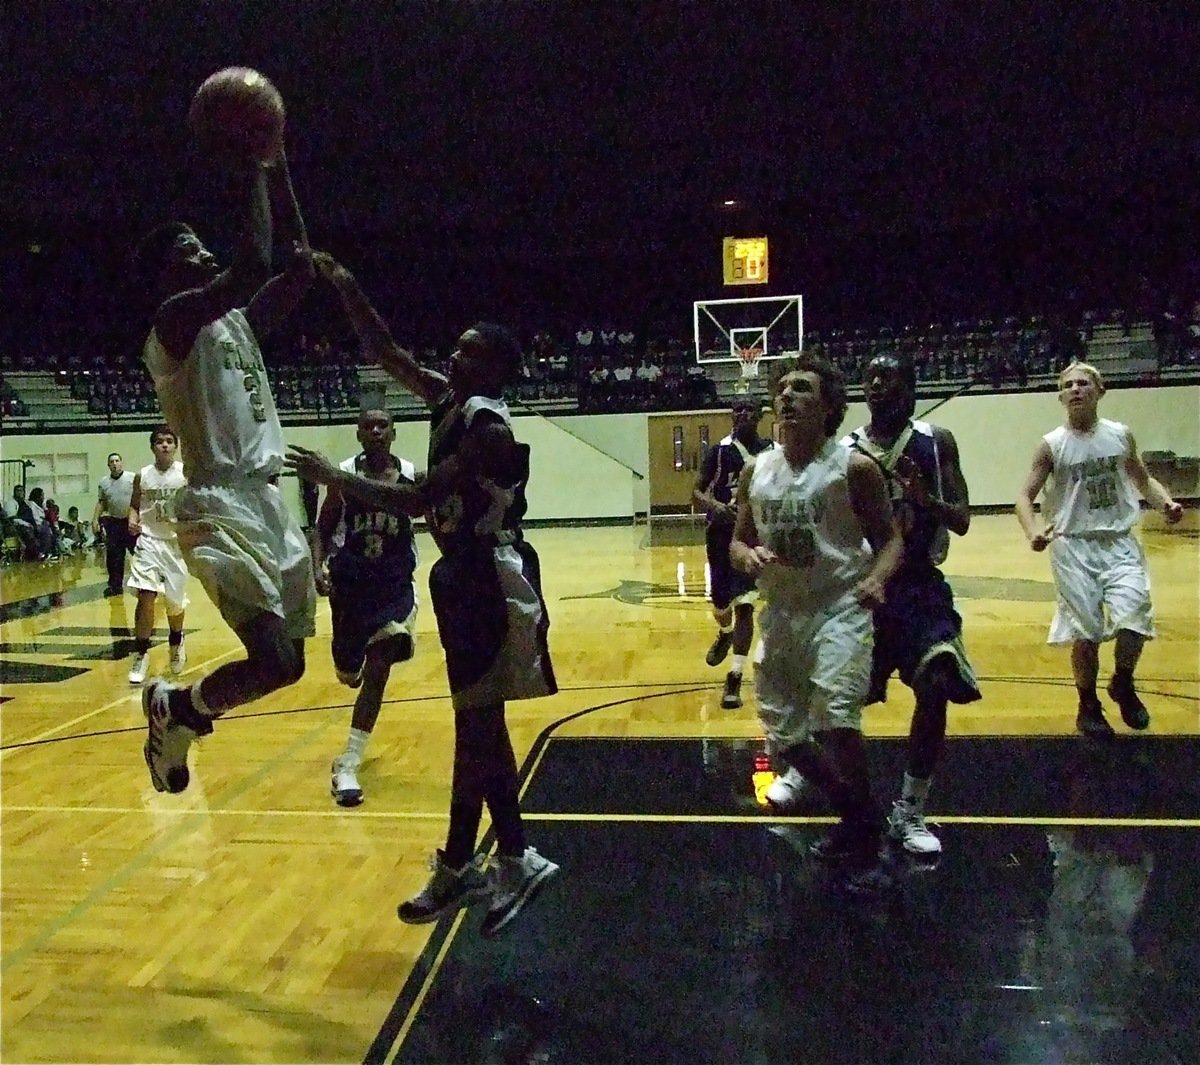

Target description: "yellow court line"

left=5, top=805, right=1197, bottom=829
left=0, top=647, right=237, bottom=758
left=521, top=812, right=1200, bottom=828
left=0, top=805, right=450, bottom=819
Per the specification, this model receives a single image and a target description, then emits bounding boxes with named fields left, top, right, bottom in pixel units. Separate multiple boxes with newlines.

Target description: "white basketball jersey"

left=136, top=461, right=186, bottom=541
left=144, top=309, right=284, bottom=485
left=1042, top=418, right=1140, bottom=535
left=750, top=440, right=871, bottom=613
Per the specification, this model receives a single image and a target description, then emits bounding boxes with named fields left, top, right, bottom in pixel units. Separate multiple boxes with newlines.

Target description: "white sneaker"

left=765, top=766, right=808, bottom=814
left=481, top=847, right=559, bottom=938
left=128, top=652, right=150, bottom=686
left=330, top=756, right=364, bottom=807
left=142, top=680, right=206, bottom=794
left=169, top=641, right=186, bottom=675
left=888, top=799, right=942, bottom=855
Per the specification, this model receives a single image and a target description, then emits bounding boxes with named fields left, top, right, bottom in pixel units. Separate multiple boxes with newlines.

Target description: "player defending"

left=311, top=409, right=420, bottom=807
left=1016, top=361, right=1183, bottom=737
left=287, top=253, right=558, bottom=937
left=732, top=356, right=902, bottom=887
left=693, top=395, right=774, bottom=709
left=126, top=426, right=190, bottom=686
left=131, top=146, right=317, bottom=793
left=841, top=353, right=981, bottom=856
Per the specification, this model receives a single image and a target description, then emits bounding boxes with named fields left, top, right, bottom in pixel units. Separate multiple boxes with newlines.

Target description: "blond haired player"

left=126, top=425, right=189, bottom=685
left=1016, top=361, right=1183, bottom=737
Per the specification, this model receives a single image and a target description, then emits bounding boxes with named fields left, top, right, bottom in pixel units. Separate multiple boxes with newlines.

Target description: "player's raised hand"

left=893, top=454, right=932, bottom=508
left=284, top=444, right=338, bottom=485
left=312, top=251, right=352, bottom=286
left=1163, top=500, right=1184, bottom=524
left=853, top=573, right=887, bottom=609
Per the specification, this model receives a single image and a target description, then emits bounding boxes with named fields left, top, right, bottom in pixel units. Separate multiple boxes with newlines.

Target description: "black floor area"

left=384, top=737, right=1200, bottom=1065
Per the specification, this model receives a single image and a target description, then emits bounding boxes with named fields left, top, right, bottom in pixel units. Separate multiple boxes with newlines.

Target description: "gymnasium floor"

left=1, top=515, right=1197, bottom=1064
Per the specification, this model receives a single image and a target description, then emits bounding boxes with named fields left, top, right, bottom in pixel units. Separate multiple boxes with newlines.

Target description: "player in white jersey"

left=732, top=355, right=902, bottom=890
left=1016, top=361, right=1183, bottom=737
left=126, top=426, right=189, bottom=686
left=131, top=146, right=317, bottom=794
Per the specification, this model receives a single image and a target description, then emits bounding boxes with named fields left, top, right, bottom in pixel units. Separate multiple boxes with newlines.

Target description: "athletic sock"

left=343, top=727, right=369, bottom=765
left=134, top=637, right=151, bottom=654
left=168, top=629, right=183, bottom=647
left=902, top=772, right=930, bottom=807
left=730, top=654, right=746, bottom=675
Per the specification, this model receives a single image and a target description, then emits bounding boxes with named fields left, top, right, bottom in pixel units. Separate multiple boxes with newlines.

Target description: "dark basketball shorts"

left=706, top=524, right=756, bottom=611
left=868, top=567, right=980, bottom=706
left=329, top=573, right=417, bottom=686
left=429, top=539, right=557, bottom=711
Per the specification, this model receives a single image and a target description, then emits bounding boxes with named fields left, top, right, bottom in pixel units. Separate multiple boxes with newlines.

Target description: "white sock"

left=718, top=623, right=734, bottom=634
left=902, top=772, right=930, bottom=807
left=730, top=654, right=747, bottom=675
left=343, top=727, right=370, bottom=765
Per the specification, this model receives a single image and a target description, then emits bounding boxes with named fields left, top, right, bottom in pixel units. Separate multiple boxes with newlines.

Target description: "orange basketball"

left=188, top=67, right=285, bottom=164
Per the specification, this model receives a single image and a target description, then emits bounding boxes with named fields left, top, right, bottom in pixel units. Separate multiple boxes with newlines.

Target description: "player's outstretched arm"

left=313, top=253, right=447, bottom=407
left=284, top=446, right=426, bottom=517
left=847, top=452, right=903, bottom=607
left=1016, top=440, right=1056, bottom=549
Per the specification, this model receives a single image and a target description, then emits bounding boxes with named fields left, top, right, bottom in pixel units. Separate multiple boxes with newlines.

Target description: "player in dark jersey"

left=311, top=409, right=419, bottom=807
left=693, top=396, right=774, bottom=709
left=286, top=252, right=558, bottom=939
left=841, top=352, right=981, bottom=857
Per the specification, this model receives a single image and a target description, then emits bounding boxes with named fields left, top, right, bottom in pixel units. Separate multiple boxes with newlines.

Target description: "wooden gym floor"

left=1, top=514, right=1197, bottom=1064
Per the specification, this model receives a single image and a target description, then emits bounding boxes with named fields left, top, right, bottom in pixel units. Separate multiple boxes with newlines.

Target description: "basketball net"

left=734, top=345, right=763, bottom=393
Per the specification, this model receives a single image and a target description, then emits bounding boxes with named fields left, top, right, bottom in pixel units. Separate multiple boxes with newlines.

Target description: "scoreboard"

left=722, top=236, right=768, bottom=286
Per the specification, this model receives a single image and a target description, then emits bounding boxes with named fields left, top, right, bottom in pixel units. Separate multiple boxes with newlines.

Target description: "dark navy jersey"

left=329, top=452, right=418, bottom=584
left=699, top=433, right=774, bottom=525
left=427, top=392, right=528, bottom=552
left=842, top=419, right=950, bottom=569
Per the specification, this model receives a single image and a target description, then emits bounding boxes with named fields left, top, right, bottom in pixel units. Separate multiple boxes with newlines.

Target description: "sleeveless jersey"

left=749, top=440, right=871, bottom=614
left=842, top=419, right=949, bottom=567
left=704, top=434, right=775, bottom=526
left=427, top=393, right=528, bottom=552
left=328, top=453, right=419, bottom=584
left=135, top=461, right=186, bottom=541
left=144, top=308, right=284, bottom=485
left=1042, top=418, right=1140, bottom=535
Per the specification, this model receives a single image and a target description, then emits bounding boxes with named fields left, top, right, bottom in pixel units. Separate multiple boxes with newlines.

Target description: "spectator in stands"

left=25, top=487, right=56, bottom=559
left=3, top=484, right=39, bottom=558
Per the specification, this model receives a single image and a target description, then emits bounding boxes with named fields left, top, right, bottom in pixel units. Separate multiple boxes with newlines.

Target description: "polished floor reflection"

left=1, top=518, right=1195, bottom=1064
left=391, top=738, right=1200, bottom=1065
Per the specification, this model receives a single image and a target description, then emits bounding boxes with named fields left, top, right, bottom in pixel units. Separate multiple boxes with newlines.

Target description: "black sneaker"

left=1108, top=677, right=1150, bottom=730
left=720, top=671, right=743, bottom=709
left=1076, top=697, right=1116, bottom=739
left=705, top=630, right=733, bottom=667
left=397, top=851, right=491, bottom=925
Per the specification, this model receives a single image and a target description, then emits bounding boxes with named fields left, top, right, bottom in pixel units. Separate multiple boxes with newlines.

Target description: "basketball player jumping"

left=286, top=252, right=559, bottom=938
left=131, top=146, right=317, bottom=794
left=311, top=409, right=421, bottom=807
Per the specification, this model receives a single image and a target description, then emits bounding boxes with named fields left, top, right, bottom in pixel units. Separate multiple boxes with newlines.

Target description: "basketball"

left=188, top=67, right=285, bottom=164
